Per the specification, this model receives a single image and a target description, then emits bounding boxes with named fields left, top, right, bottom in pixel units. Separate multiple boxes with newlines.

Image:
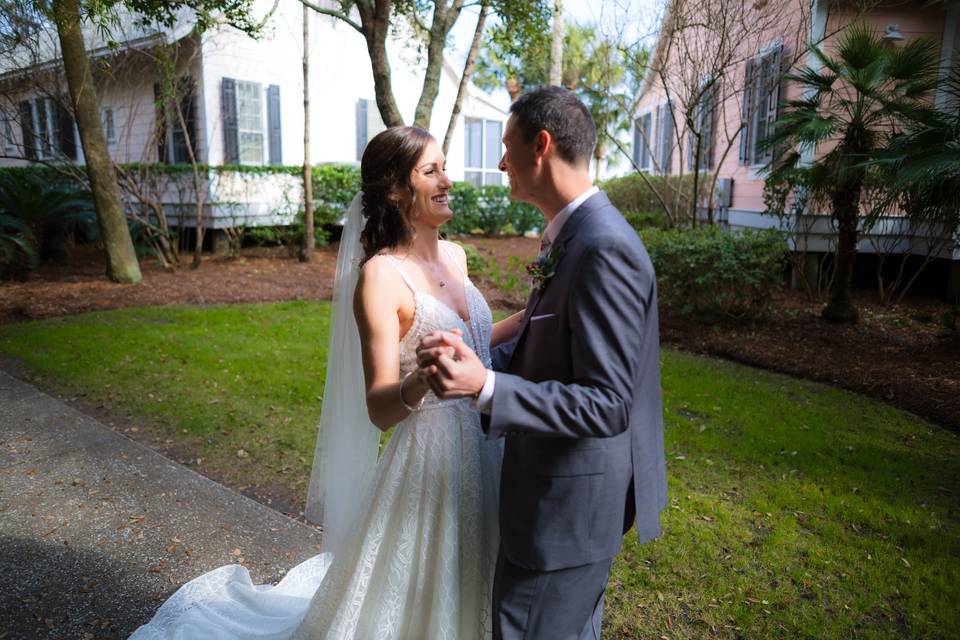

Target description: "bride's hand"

left=416, top=328, right=462, bottom=367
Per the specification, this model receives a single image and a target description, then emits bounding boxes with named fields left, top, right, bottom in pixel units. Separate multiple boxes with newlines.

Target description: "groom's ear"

left=534, top=129, right=552, bottom=162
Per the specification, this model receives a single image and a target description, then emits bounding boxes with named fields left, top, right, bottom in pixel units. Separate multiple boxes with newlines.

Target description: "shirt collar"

left=542, top=185, right=600, bottom=246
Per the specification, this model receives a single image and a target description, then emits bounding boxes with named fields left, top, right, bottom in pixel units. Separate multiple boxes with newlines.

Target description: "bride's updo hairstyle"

left=359, top=125, right=434, bottom=262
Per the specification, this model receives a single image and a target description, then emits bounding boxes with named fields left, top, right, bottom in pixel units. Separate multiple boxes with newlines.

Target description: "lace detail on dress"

left=130, top=255, right=501, bottom=640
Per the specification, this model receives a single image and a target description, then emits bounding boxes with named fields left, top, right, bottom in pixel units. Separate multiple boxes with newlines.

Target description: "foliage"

left=601, top=173, right=696, bottom=227
left=0, top=170, right=98, bottom=272
left=455, top=241, right=490, bottom=276
left=445, top=183, right=542, bottom=236
left=762, top=24, right=940, bottom=322
left=310, top=164, right=361, bottom=227
left=623, top=211, right=667, bottom=231
left=0, top=212, right=36, bottom=277
left=641, top=226, right=788, bottom=317
left=869, top=61, right=960, bottom=236
left=474, top=20, right=648, bottom=175
left=1, top=304, right=957, bottom=638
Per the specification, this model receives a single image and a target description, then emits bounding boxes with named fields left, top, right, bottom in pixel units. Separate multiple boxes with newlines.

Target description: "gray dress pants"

left=492, top=550, right=614, bottom=640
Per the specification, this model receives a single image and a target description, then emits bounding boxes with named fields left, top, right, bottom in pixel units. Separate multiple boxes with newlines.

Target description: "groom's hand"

left=419, top=331, right=487, bottom=400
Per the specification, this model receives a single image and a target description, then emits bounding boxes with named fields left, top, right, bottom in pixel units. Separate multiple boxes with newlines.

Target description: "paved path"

left=0, top=371, right=324, bottom=640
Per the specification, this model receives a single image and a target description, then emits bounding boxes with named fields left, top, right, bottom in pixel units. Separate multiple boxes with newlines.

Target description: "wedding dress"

left=130, top=198, right=500, bottom=639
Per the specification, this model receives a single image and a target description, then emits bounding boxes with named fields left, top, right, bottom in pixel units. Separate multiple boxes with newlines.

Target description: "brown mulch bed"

left=2, top=239, right=958, bottom=434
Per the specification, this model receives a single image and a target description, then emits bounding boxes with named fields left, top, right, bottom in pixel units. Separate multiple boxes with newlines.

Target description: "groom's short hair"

left=510, top=86, right=597, bottom=167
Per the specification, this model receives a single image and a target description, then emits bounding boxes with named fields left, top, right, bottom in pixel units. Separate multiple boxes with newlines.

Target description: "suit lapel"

left=507, top=191, right=609, bottom=368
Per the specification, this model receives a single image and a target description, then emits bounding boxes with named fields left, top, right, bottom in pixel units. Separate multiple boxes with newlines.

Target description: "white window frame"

left=236, top=80, right=264, bottom=165
left=464, top=118, right=503, bottom=187
left=2, top=116, right=15, bottom=155
left=32, top=97, right=55, bottom=160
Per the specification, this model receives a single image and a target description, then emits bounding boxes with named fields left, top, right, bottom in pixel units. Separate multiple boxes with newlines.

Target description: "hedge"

left=639, top=225, right=788, bottom=317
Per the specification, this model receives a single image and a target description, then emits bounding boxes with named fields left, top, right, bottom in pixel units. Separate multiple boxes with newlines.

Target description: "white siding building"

left=0, top=1, right=509, bottom=226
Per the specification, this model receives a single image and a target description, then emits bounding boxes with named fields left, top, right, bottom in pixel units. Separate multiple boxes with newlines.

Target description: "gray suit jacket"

left=484, top=190, right=668, bottom=572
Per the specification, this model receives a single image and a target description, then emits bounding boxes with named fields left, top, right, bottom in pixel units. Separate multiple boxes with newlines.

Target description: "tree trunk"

left=359, top=1, right=405, bottom=127
left=549, top=0, right=563, bottom=86
left=52, top=0, right=141, bottom=283
left=300, top=3, right=314, bottom=262
left=442, top=2, right=489, bottom=155
left=823, top=182, right=861, bottom=323
left=414, top=1, right=464, bottom=129
left=506, top=77, right=523, bottom=102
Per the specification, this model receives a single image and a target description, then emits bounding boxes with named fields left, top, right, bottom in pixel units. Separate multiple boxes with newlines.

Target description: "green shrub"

left=447, top=182, right=540, bottom=236
left=641, top=226, right=788, bottom=317
left=455, top=242, right=491, bottom=276
left=601, top=173, right=696, bottom=228
left=311, top=164, right=360, bottom=227
left=623, top=211, right=667, bottom=231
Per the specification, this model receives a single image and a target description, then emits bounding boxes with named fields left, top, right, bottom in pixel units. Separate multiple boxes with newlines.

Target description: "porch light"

left=883, top=24, right=904, bottom=41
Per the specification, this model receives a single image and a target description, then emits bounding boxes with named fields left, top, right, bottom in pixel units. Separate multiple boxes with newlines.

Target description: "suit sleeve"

left=490, top=337, right=517, bottom=372
left=486, top=238, right=651, bottom=439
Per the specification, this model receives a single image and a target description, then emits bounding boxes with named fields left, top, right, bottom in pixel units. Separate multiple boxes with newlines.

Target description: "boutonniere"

left=526, top=244, right=565, bottom=291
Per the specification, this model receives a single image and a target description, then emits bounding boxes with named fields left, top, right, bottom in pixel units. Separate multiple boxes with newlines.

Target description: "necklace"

left=407, top=248, right=447, bottom=288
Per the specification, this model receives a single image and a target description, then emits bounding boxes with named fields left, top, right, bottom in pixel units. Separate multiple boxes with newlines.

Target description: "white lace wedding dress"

left=130, top=252, right=501, bottom=640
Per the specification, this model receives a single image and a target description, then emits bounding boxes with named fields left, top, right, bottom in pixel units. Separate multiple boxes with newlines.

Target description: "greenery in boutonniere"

left=526, top=243, right=565, bottom=291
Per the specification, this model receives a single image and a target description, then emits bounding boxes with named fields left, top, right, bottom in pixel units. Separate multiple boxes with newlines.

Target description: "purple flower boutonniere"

left=526, top=244, right=565, bottom=291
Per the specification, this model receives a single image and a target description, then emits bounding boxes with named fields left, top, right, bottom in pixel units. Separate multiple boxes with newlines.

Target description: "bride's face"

left=405, top=139, right=452, bottom=226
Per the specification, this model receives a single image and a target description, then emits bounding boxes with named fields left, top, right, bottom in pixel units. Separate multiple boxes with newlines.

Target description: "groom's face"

left=499, top=115, right=538, bottom=203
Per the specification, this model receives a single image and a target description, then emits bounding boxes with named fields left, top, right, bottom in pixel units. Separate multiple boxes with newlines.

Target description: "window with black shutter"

left=740, top=42, right=784, bottom=166
left=19, top=101, right=37, bottom=160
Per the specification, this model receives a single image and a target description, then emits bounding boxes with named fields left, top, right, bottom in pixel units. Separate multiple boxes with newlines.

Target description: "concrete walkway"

left=0, top=371, right=324, bottom=640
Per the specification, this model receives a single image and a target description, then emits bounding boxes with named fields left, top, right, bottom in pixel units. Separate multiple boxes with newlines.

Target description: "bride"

left=130, top=126, right=523, bottom=639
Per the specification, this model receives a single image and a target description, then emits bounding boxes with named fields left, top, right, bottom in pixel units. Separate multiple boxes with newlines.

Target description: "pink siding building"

left=633, top=0, right=960, bottom=298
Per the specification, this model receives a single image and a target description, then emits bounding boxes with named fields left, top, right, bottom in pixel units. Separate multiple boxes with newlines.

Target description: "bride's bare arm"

left=490, top=310, right=525, bottom=347
left=354, top=258, right=432, bottom=431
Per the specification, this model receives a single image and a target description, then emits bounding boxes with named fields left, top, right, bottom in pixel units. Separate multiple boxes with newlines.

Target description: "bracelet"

left=399, top=371, right=425, bottom=412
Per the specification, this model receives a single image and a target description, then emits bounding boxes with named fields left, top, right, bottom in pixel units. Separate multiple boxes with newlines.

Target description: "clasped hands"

left=413, top=329, right=488, bottom=400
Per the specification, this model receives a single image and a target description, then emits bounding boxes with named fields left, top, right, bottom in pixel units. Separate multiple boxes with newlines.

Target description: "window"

left=18, top=97, right=76, bottom=161
left=237, top=80, right=263, bottom=165
left=101, top=107, right=116, bottom=145
left=633, top=112, right=653, bottom=171
left=157, top=79, right=198, bottom=164
left=740, top=43, right=783, bottom=166
left=3, top=117, right=16, bottom=155
left=687, top=80, right=716, bottom=171
left=464, top=118, right=502, bottom=186
left=356, top=98, right=387, bottom=160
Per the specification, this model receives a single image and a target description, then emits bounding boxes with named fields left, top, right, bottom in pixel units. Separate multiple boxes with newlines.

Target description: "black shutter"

left=181, top=78, right=197, bottom=163
left=19, top=100, right=36, bottom=160
left=267, top=84, right=281, bottom=165
left=154, top=83, right=168, bottom=163
left=703, top=84, right=715, bottom=169
left=739, top=57, right=755, bottom=165
left=761, top=44, right=784, bottom=165
left=222, top=78, right=239, bottom=164
left=356, top=98, right=367, bottom=161
left=56, top=100, right=77, bottom=160
left=660, top=102, right=673, bottom=174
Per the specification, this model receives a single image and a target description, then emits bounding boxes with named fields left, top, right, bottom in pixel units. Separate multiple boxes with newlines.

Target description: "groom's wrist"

left=472, top=370, right=496, bottom=414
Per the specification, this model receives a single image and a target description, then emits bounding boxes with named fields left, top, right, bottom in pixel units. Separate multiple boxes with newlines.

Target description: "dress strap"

left=380, top=255, right=420, bottom=295
left=440, top=242, right=468, bottom=283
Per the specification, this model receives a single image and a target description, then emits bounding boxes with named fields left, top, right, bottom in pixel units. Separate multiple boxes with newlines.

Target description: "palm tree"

left=763, top=24, right=939, bottom=323
left=873, top=62, right=960, bottom=245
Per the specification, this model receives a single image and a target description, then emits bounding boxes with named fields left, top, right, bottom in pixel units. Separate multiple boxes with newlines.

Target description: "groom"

left=417, top=86, right=667, bottom=639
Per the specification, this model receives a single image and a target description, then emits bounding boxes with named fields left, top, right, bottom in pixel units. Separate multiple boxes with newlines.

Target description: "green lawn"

left=1, top=301, right=957, bottom=639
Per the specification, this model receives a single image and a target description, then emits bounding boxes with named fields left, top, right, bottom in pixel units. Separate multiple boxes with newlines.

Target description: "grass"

left=1, top=302, right=958, bottom=638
